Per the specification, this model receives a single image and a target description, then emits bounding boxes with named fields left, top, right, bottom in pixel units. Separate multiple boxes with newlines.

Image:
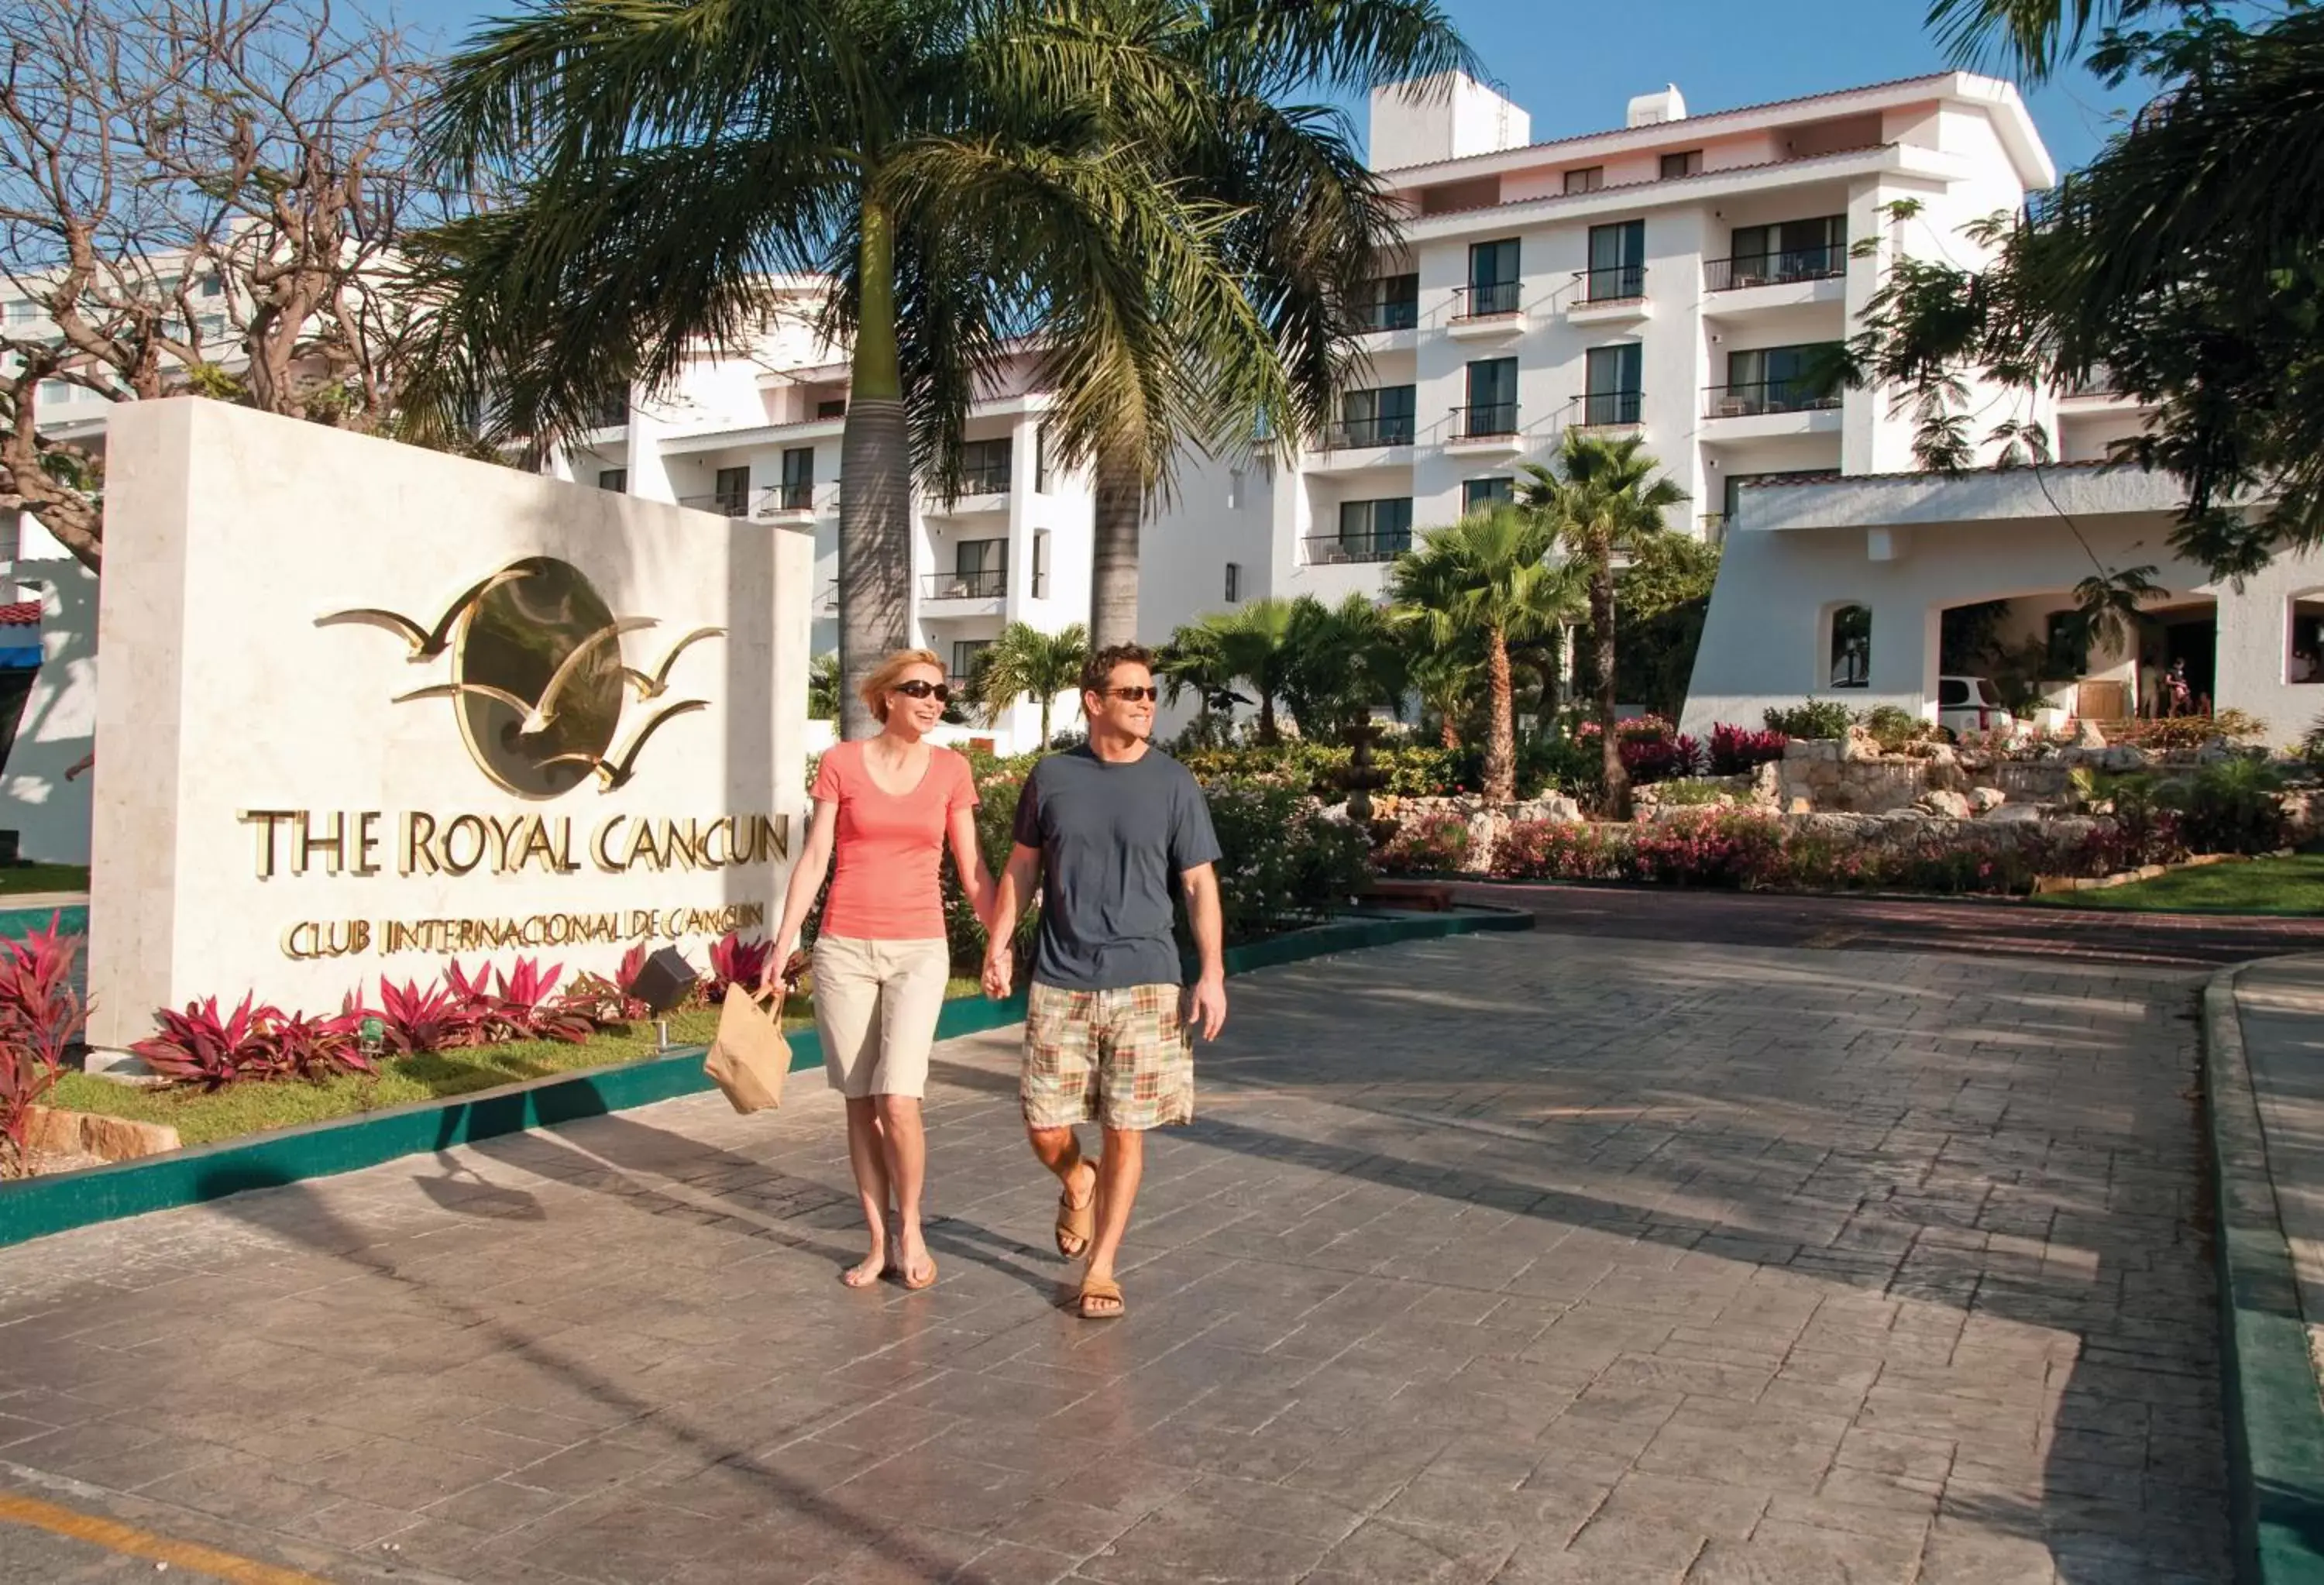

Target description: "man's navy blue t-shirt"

left=1011, top=745, right=1222, bottom=991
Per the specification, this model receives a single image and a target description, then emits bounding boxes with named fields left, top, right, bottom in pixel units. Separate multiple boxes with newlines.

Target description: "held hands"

left=982, top=944, right=1013, bottom=1001
left=1185, top=975, right=1228, bottom=1042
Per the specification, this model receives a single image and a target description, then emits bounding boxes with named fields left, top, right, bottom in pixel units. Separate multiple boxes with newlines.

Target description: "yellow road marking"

left=0, top=1489, right=332, bottom=1584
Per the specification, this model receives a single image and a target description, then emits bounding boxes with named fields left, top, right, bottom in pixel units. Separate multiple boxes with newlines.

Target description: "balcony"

left=679, top=490, right=751, bottom=517
left=1303, top=532, right=1410, bottom=566
left=1449, top=281, right=1524, bottom=338
left=927, top=464, right=1011, bottom=516
left=815, top=579, right=837, bottom=614
left=1355, top=297, right=1418, bottom=333
left=1447, top=403, right=1523, bottom=454
left=1322, top=414, right=1417, bottom=451
left=922, top=569, right=1008, bottom=602
left=1702, top=382, right=1842, bottom=420
left=1575, top=390, right=1642, bottom=429
left=1569, top=264, right=1648, bottom=326
left=1704, top=250, right=1846, bottom=293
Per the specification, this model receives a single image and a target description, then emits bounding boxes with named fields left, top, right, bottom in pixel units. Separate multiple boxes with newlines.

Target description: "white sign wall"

left=88, top=401, right=810, bottom=1048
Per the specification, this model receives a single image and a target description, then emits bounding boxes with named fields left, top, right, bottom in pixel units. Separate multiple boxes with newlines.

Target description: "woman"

left=766, top=649, right=992, bottom=1291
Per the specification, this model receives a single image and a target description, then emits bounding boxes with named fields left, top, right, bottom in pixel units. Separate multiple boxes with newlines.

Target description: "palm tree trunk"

left=1484, top=627, right=1516, bottom=805
left=837, top=198, right=912, bottom=742
left=1257, top=693, right=1277, bottom=745
left=1590, top=549, right=1628, bottom=817
left=1090, top=448, right=1142, bottom=649
left=1039, top=694, right=1051, bottom=748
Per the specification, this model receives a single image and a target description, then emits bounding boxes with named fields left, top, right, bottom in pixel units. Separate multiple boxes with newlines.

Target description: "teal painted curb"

left=0, top=906, right=1529, bottom=1250
left=2204, top=966, right=2324, bottom=1584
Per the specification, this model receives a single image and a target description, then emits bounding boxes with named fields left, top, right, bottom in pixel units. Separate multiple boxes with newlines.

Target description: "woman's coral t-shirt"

left=814, top=741, right=978, bottom=941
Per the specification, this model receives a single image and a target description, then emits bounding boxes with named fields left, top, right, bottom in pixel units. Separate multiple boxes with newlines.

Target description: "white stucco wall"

left=0, top=556, right=98, bottom=863
left=1679, top=467, right=2319, bottom=744
left=90, top=400, right=811, bottom=1048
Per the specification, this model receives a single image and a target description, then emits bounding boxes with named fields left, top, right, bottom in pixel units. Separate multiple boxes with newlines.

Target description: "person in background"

left=982, top=644, right=1227, bottom=1320
left=765, top=649, right=992, bottom=1291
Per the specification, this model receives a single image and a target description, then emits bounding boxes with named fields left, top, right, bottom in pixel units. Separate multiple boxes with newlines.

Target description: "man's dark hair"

left=1081, top=643, right=1154, bottom=697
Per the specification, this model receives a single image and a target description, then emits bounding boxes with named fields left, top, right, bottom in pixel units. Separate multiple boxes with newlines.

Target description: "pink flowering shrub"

left=1621, top=811, right=1786, bottom=887
left=1494, top=819, right=1623, bottom=881
left=1378, top=812, right=1473, bottom=875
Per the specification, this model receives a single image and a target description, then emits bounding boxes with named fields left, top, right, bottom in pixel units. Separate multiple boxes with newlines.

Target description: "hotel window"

left=596, top=468, right=626, bottom=493
left=36, top=380, right=70, bottom=404
left=1033, top=530, right=1050, bottom=598
left=1034, top=422, right=1050, bottom=491
left=1463, top=239, right=1520, bottom=317
left=951, top=639, right=992, bottom=686
left=1585, top=220, right=1645, bottom=301
left=1564, top=166, right=1605, bottom=194
left=1225, top=562, right=1242, bottom=603
left=0, top=510, right=19, bottom=563
left=712, top=466, right=751, bottom=515
left=1728, top=215, right=1847, bottom=285
left=2290, top=597, right=2324, bottom=683
left=1721, top=342, right=1844, bottom=414
left=1659, top=150, right=1703, bottom=179
left=1336, top=498, right=1412, bottom=562
left=1463, top=478, right=1514, bottom=514
left=1356, top=273, right=1418, bottom=332
left=1463, top=358, right=1518, bottom=438
left=1337, top=384, right=1415, bottom=448
left=779, top=446, right=814, bottom=508
left=1226, top=468, right=1244, bottom=510
left=3, top=300, right=37, bottom=325
left=1583, top=344, right=1642, bottom=426
left=960, top=437, right=1012, bottom=493
left=1830, top=605, right=1871, bottom=689
left=953, top=536, right=1007, bottom=597
left=816, top=397, right=847, bottom=419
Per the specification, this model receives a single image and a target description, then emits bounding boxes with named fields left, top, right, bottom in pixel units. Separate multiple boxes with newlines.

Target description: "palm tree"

left=1155, top=619, right=1247, bottom=737
left=413, top=0, right=1295, bottom=741
left=806, top=652, right=841, bottom=720
left=1387, top=506, right=1584, bottom=804
left=1281, top=593, right=1407, bottom=744
left=1518, top=433, right=1686, bottom=816
left=1201, top=599, right=1300, bottom=744
left=972, top=621, right=1088, bottom=749
left=1078, top=2, right=1477, bottom=647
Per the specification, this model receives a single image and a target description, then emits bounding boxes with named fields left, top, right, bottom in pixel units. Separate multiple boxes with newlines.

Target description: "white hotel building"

left=1134, top=70, right=2154, bottom=643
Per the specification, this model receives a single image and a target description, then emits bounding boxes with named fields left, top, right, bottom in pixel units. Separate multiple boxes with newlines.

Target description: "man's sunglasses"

left=891, top=679, right=953, bottom=702
left=1100, top=686, right=1160, bottom=702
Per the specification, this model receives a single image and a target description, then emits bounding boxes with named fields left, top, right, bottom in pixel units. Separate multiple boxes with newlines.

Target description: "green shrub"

left=1199, top=786, right=1372, bottom=942
left=1858, top=704, right=1934, bottom=754
left=1764, top=700, right=1855, bottom=740
left=1651, top=778, right=1730, bottom=806
left=1378, top=811, right=1472, bottom=875
left=2164, top=759, right=2288, bottom=854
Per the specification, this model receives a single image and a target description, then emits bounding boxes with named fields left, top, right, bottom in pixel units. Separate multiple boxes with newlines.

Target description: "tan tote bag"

left=704, top=984, right=789, bottom=1113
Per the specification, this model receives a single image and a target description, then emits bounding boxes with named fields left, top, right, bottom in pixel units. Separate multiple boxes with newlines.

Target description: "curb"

left=2202, top=963, right=2324, bottom=1583
left=0, top=906, right=1531, bottom=1250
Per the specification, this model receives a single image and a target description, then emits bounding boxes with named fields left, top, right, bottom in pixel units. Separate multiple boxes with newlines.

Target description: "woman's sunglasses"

left=891, top=679, right=953, bottom=702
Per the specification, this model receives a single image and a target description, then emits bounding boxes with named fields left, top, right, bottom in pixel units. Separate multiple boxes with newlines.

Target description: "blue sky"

left=391, top=0, right=2130, bottom=177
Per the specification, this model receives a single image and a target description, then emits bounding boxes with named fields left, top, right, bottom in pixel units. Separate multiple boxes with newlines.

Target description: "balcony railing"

left=679, top=490, right=752, bottom=517
left=816, top=579, right=837, bottom=610
left=1702, top=382, right=1842, bottom=419
left=1303, top=531, right=1410, bottom=566
left=765, top=480, right=814, bottom=511
left=1699, top=513, right=1726, bottom=545
left=923, top=569, right=1007, bottom=600
left=1356, top=296, right=1418, bottom=332
left=951, top=463, right=1012, bottom=496
left=1581, top=263, right=1645, bottom=303
left=1452, top=402, right=1519, bottom=440
left=1452, top=280, right=1521, bottom=319
left=1703, top=250, right=1845, bottom=292
left=1577, top=390, right=1642, bottom=427
left=1324, top=414, right=1416, bottom=449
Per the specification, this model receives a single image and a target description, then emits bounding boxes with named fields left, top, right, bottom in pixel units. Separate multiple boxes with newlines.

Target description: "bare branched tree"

left=0, top=0, right=453, bottom=571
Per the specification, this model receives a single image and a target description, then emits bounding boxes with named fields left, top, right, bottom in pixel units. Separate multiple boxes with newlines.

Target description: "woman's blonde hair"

left=858, top=648, right=947, bottom=723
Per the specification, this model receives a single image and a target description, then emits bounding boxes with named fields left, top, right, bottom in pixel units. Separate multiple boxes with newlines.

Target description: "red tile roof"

left=0, top=602, right=41, bottom=625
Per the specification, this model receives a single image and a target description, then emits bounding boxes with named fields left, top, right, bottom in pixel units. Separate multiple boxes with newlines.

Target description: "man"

left=982, top=644, right=1227, bottom=1319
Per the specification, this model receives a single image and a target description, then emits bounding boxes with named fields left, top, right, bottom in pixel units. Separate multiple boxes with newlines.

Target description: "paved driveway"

left=0, top=925, right=2229, bottom=1583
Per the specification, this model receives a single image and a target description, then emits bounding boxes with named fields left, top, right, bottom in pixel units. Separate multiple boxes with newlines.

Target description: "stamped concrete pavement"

left=0, top=927, right=2229, bottom=1583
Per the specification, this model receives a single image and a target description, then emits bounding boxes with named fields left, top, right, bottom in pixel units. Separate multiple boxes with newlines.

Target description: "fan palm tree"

left=1200, top=598, right=1300, bottom=744
left=413, top=0, right=1298, bottom=740
left=971, top=621, right=1088, bottom=748
left=1078, top=2, right=1477, bottom=647
left=806, top=651, right=841, bottom=720
left=1518, top=432, right=1686, bottom=816
left=1155, top=618, right=1248, bottom=732
left=1281, top=593, right=1408, bottom=744
left=1387, top=506, right=1584, bottom=804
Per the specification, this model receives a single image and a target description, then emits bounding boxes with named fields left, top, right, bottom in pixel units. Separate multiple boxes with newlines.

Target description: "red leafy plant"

left=705, top=933, right=775, bottom=1002
left=132, top=995, right=368, bottom=1089
left=369, top=975, right=483, bottom=1054
left=0, top=917, right=89, bottom=1175
left=1707, top=724, right=1787, bottom=775
left=486, top=958, right=593, bottom=1043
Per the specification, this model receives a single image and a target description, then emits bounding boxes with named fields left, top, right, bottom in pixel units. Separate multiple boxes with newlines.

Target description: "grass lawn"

left=47, top=978, right=984, bottom=1149
left=2030, top=852, right=2324, bottom=916
left=0, top=863, right=88, bottom=896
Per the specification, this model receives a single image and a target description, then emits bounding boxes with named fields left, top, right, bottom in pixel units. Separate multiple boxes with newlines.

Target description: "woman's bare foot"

left=896, top=1233, right=937, bottom=1290
left=841, top=1242, right=889, bottom=1288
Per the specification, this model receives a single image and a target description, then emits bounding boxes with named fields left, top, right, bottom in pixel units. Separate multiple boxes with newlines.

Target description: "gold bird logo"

left=318, top=557, right=725, bottom=798
left=315, top=569, right=531, bottom=661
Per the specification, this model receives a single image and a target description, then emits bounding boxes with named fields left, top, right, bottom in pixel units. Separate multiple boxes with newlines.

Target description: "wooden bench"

left=1360, top=879, right=1457, bottom=913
